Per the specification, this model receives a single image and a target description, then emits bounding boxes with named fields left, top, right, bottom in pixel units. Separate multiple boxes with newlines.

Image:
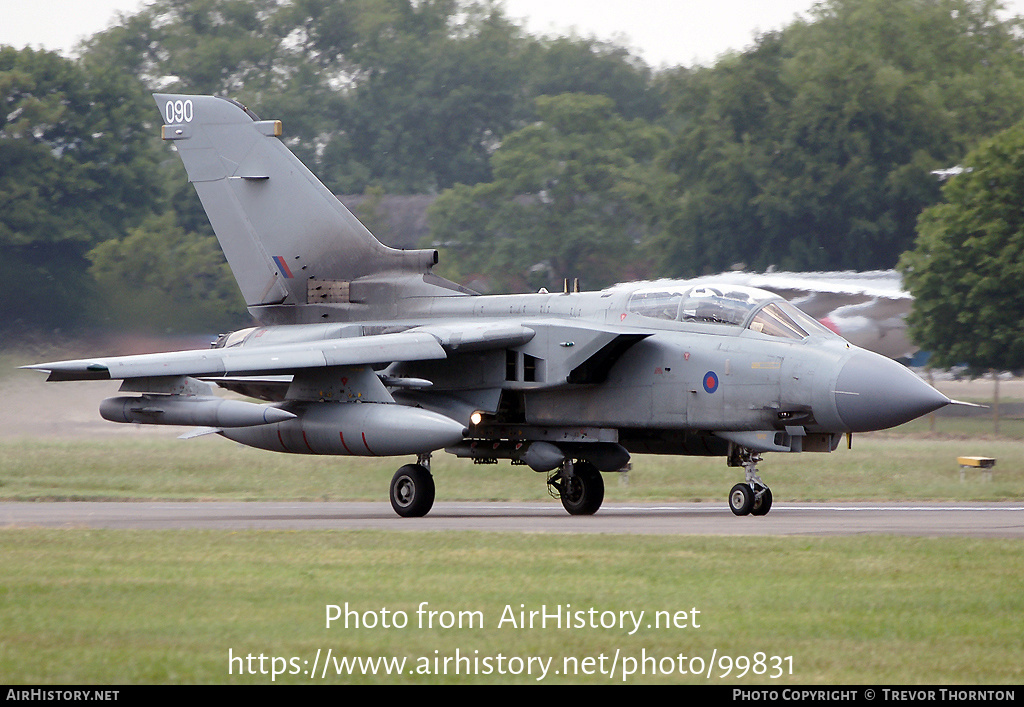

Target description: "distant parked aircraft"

left=694, top=271, right=915, bottom=360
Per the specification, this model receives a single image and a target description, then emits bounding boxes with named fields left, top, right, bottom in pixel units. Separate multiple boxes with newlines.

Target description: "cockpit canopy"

left=625, top=284, right=834, bottom=340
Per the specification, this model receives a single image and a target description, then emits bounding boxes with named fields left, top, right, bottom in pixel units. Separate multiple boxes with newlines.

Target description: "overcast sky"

left=0, top=0, right=835, bottom=68
left=4, top=0, right=1024, bottom=68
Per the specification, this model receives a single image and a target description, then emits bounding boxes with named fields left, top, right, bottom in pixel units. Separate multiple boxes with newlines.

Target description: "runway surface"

left=2, top=501, right=1023, bottom=537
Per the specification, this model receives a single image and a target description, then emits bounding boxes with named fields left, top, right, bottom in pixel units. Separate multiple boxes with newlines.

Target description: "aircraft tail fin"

left=154, top=94, right=452, bottom=319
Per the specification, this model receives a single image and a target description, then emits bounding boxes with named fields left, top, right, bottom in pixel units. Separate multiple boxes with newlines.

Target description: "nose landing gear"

left=728, top=448, right=773, bottom=517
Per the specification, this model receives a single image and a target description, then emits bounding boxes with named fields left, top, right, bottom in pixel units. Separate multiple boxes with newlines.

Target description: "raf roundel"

left=703, top=371, right=719, bottom=394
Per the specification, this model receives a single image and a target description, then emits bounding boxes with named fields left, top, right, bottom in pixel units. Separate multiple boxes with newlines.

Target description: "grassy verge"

left=2, top=530, right=1021, bottom=684
left=1, top=434, right=1021, bottom=503
left=888, top=412, right=1024, bottom=439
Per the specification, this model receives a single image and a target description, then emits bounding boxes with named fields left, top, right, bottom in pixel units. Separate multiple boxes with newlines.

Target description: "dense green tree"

left=82, top=0, right=660, bottom=193
left=0, top=46, right=161, bottom=328
left=899, top=121, right=1024, bottom=371
left=81, top=0, right=340, bottom=169
left=428, top=94, right=671, bottom=292
left=329, top=1, right=527, bottom=192
left=520, top=35, right=661, bottom=122
left=82, top=0, right=498, bottom=190
left=82, top=0, right=294, bottom=95
left=658, top=0, right=1024, bottom=276
left=88, top=213, right=245, bottom=332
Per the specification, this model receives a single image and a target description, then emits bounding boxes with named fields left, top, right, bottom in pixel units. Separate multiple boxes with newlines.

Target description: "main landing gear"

left=548, top=460, right=605, bottom=516
left=728, top=448, right=773, bottom=517
left=389, top=455, right=435, bottom=517
left=389, top=456, right=608, bottom=518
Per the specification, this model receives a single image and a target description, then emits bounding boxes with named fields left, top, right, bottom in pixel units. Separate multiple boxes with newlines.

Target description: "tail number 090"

left=164, top=99, right=194, bottom=124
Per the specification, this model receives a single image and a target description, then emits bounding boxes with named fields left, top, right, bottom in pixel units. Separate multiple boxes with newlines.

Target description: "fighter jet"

left=25, top=94, right=953, bottom=518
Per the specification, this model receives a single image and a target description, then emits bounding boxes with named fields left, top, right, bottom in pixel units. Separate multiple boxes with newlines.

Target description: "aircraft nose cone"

left=834, top=351, right=950, bottom=432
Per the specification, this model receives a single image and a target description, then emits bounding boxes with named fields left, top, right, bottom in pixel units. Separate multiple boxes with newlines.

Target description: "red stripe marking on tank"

left=277, top=429, right=289, bottom=452
left=302, top=430, right=315, bottom=453
left=339, top=431, right=354, bottom=455
left=362, top=432, right=376, bottom=456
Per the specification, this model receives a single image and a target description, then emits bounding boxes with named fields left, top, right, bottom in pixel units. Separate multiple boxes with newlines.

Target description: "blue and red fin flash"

left=273, top=256, right=294, bottom=278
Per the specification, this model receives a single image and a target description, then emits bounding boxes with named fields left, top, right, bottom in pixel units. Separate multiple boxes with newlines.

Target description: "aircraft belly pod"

left=25, top=94, right=953, bottom=518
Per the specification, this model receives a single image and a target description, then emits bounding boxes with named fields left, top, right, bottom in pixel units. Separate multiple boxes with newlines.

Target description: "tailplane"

left=154, top=94, right=465, bottom=323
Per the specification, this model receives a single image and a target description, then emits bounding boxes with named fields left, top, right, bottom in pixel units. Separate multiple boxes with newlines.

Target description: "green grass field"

left=1, top=432, right=1021, bottom=503
left=1, top=432, right=1022, bottom=684
left=2, top=530, right=1022, bottom=684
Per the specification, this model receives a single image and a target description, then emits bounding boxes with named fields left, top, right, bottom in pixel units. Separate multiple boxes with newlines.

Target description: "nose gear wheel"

left=727, top=448, right=773, bottom=517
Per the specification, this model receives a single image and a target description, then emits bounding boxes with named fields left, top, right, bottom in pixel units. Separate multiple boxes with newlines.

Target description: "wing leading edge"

left=25, top=322, right=540, bottom=383
left=23, top=331, right=447, bottom=382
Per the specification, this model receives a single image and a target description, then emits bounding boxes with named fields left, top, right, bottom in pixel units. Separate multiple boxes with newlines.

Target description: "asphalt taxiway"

left=2, top=501, right=1022, bottom=537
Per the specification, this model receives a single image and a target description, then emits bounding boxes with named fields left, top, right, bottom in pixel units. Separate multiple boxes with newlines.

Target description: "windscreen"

left=748, top=301, right=837, bottom=339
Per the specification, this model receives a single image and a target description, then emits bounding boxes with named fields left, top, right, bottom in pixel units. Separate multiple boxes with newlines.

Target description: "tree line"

left=3, top=0, right=1024, bottom=337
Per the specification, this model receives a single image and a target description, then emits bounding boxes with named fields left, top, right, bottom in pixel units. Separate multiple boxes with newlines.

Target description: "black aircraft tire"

left=390, top=464, right=435, bottom=518
left=751, top=486, right=773, bottom=516
left=729, top=483, right=754, bottom=516
left=560, top=461, right=605, bottom=516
